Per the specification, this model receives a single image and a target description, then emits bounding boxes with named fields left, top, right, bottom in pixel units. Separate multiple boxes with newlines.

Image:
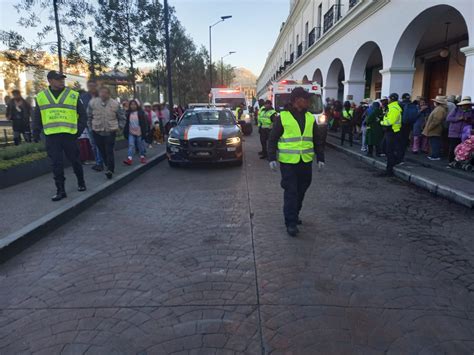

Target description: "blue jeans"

left=429, top=136, right=441, bottom=158
left=128, top=134, right=145, bottom=157
left=87, top=127, right=103, bottom=166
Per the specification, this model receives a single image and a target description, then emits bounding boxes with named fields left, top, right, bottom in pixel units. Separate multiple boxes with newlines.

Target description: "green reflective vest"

left=36, top=87, right=79, bottom=135
left=259, top=108, right=276, bottom=129
left=235, top=107, right=242, bottom=119
left=381, top=101, right=402, bottom=133
left=278, top=111, right=315, bottom=164
left=342, top=109, right=353, bottom=122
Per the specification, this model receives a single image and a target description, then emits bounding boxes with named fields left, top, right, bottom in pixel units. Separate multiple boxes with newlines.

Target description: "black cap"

left=47, top=70, right=67, bottom=80
left=389, top=93, right=399, bottom=102
left=264, top=100, right=272, bottom=105
left=290, top=87, right=313, bottom=102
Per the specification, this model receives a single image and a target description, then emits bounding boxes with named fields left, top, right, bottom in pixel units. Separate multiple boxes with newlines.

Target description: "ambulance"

left=269, top=80, right=327, bottom=126
left=209, top=88, right=252, bottom=135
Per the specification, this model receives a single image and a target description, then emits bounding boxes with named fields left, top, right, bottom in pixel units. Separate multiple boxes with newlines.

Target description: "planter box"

left=1, top=138, right=129, bottom=189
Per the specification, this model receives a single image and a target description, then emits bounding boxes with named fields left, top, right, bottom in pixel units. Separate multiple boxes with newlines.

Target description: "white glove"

left=269, top=161, right=278, bottom=172
left=318, top=161, right=325, bottom=169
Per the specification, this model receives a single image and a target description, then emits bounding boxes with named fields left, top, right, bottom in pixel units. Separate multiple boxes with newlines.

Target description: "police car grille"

left=190, top=140, right=214, bottom=148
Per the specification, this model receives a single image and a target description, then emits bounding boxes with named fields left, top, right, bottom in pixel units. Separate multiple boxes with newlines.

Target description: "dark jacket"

left=267, top=108, right=325, bottom=163
left=33, top=87, right=87, bottom=138
left=6, top=98, right=32, bottom=132
left=123, top=109, right=149, bottom=139
left=365, top=107, right=384, bottom=146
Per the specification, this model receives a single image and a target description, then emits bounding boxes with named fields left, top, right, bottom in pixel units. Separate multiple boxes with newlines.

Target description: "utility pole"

left=164, top=0, right=173, bottom=109
left=53, top=0, right=63, bottom=72
left=88, top=37, right=95, bottom=78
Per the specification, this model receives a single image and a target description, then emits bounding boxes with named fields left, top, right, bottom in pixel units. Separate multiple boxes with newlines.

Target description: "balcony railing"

left=289, top=52, right=294, bottom=64
left=297, top=43, right=303, bottom=58
left=349, top=0, right=358, bottom=9
left=323, top=5, right=334, bottom=33
left=308, top=28, right=315, bottom=47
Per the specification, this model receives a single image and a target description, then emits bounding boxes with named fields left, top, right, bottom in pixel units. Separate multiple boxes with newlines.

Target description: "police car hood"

left=172, top=124, right=240, bottom=140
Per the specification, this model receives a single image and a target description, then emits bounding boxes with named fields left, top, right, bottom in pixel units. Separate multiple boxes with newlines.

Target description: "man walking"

left=268, top=87, right=326, bottom=237
left=399, top=93, right=418, bottom=163
left=88, top=87, right=125, bottom=179
left=33, top=71, right=87, bottom=201
left=258, top=100, right=277, bottom=159
left=6, top=89, right=32, bottom=145
left=80, top=79, right=103, bottom=171
left=379, top=93, right=402, bottom=177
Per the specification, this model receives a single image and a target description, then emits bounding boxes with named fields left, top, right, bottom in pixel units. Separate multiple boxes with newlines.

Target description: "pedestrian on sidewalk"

left=267, top=87, right=326, bottom=237
left=144, top=102, right=157, bottom=149
left=80, top=79, right=104, bottom=172
left=446, top=96, right=473, bottom=164
left=33, top=71, right=87, bottom=201
left=152, top=102, right=165, bottom=143
left=258, top=100, right=277, bottom=159
left=423, top=96, right=448, bottom=161
left=340, top=101, right=354, bottom=147
left=365, top=100, right=384, bottom=157
left=6, top=89, right=32, bottom=145
left=123, top=99, right=148, bottom=165
left=399, top=93, right=419, bottom=162
left=379, top=93, right=402, bottom=177
left=412, top=98, right=430, bottom=154
left=88, top=87, right=125, bottom=179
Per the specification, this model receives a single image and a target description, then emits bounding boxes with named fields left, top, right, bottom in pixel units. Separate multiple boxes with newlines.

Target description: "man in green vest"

left=341, top=100, right=354, bottom=146
left=379, top=92, right=402, bottom=177
left=258, top=100, right=277, bottom=159
left=268, top=87, right=326, bottom=237
left=33, top=71, right=88, bottom=201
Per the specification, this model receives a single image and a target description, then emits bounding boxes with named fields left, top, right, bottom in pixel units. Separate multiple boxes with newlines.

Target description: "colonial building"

left=257, top=0, right=473, bottom=103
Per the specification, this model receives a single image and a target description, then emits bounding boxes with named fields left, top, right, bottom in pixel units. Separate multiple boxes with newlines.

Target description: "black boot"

left=52, top=183, right=67, bottom=202
left=77, top=179, right=87, bottom=192
left=286, top=225, right=299, bottom=237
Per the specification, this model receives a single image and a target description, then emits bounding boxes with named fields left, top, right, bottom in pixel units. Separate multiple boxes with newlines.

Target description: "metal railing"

left=349, top=0, right=358, bottom=9
left=297, top=43, right=303, bottom=58
left=323, top=5, right=334, bottom=33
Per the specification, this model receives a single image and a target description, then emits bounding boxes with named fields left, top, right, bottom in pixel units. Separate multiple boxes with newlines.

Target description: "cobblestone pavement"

left=0, top=134, right=473, bottom=354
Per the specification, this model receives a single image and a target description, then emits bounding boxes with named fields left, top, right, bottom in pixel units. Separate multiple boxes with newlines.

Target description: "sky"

left=0, top=0, right=290, bottom=77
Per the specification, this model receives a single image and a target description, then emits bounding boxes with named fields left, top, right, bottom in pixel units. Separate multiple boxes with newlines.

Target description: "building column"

left=379, top=67, right=416, bottom=97
left=342, top=80, right=365, bottom=103
left=460, top=46, right=474, bottom=98
left=323, top=86, right=338, bottom=101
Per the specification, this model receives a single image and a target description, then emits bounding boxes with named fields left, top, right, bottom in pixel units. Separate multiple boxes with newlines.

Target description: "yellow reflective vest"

left=235, top=107, right=242, bottom=120
left=258, top=108, right=276, bottom=129
left=36, top=87, right=79, bottom=135
left=278, top=110, right=315, bottom=164
left=381, top=101, right=402, bottom=133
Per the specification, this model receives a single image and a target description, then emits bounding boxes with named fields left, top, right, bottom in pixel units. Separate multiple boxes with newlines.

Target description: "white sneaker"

left=427, top=156, right=440, bottom=161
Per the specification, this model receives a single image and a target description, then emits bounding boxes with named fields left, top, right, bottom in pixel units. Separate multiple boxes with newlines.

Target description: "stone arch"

left=312, top=68, right=323, bottom=86
left=302, top=75, right=311, bottom=84
left=325, top=58, right=345, bottom=101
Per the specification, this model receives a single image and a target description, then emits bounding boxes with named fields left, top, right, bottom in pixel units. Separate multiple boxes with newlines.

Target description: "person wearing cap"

left=422, top=96, right=448, bottom=161
left=267, top=87, right=326, bottom=237
left=235, top=102, right=245, bottom=121
left=87, top=86, right=125, bottom=179
left=446, top=96, right=474, bottom=163
left=379, top=93, right=402, bottom=176
left=399, top=93, right=418, bottom=163
left=33, top=71, right=87, bottom=201
left=257, top=100, right=277, bottom=159
left=446, top=95, right=457, bottom=116
left=341, top=101, right=354, bottom=146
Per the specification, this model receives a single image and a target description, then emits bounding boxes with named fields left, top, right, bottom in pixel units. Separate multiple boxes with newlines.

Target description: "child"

left=451, top=129, right=474, bottom=171
left=123, top=100, right=148, bottom=165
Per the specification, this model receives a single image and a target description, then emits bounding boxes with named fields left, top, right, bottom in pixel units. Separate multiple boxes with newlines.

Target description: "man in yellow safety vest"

left=267, top=87, right=326, bottom=237
left=257, top=100, right=277, bottom=159
left=33, top=71, right=88, bottom=201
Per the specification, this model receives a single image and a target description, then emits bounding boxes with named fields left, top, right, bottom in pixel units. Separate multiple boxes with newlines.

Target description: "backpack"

left=402, top=102, right=418, bottom=125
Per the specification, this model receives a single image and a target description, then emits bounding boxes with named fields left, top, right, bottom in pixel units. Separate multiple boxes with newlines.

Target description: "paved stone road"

left=1, top=134, right=473, bottom=354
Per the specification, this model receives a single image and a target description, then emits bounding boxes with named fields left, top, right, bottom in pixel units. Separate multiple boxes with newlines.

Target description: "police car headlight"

left=317, top=114, right=327, bottom=125
left=168, top=137, right=181, bottom=146
left=226, top=137, right=241, bottom=145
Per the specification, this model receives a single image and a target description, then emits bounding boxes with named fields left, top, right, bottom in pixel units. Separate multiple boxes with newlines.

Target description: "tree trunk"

left=125, top=3, right=136, bottom=97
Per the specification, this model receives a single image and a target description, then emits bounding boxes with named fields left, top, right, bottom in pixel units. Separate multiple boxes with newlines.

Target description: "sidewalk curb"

left=0, top=152, right=167, bottom=263
left=327, top=141, right=473, bottom=209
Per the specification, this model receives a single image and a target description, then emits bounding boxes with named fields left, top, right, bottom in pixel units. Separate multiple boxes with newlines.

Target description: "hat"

left=447, top=95, right=456, bottom=103
left=47, top=70, right=67, bottom=80
left=457, top=96, right=473, bottom=106
left=290, top=87, right=313, bottom=101
left=143, top=102, right=151, bottom=107
left=432, top=95, right=448, bottom=105
left=264, top=99, right=272, bottom=105
left=380, top=96, right=388, bottom=101
left=152, top=101, right=160, bottom=106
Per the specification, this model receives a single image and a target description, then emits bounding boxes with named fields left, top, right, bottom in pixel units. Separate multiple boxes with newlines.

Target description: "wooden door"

left=424, top=57, right=449, bottom=100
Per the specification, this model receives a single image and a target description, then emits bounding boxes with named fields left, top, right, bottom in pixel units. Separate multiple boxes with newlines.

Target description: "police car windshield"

left=214, top=98, right=246, bottom=110
left=275, top=94, right=323, bottom=114
left=179, top=110, right=235, bottom=126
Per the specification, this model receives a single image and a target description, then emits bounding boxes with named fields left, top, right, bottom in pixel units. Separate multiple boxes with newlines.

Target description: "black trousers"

left=448, top=137, right=461, bottom=163
left=93, top=132, right=116, bottom=173
left=280, top=161, right=313, bottom=227
left=384, top=130, right=401, bottom=173
left=398, top=123, right=412, bottom=162
left=367, top=144, right=382, bottom=156
left=45, top=134, right=84, bottom=188
left=341, top=123, right=353, bottom=146
left=260, top=128, right=271, bottom=156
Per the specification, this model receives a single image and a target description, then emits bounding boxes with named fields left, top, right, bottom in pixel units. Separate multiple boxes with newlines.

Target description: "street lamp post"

left=53, top=0, right=63, bottom=72
left=164, top=0, right=173, bottom=109
left=82, top=37, right=95, bottom=78
left=221, top=51, right=236, bottom=86
left=209, top=15, right=232, bottom=89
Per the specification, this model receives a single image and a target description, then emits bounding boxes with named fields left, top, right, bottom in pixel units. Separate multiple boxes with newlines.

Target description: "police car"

left=166, top=107, right=243, bottom=167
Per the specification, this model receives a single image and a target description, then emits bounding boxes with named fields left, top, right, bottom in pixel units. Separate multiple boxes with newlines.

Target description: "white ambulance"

left=209, top=88, right=252, bottom=135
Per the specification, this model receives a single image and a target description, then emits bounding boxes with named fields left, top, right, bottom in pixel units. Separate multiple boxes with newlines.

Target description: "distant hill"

left=231, top=67, right=257, bottom=87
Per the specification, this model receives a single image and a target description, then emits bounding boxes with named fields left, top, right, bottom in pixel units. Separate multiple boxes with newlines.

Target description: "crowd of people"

left=322, top=93, right=474, bottom=174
